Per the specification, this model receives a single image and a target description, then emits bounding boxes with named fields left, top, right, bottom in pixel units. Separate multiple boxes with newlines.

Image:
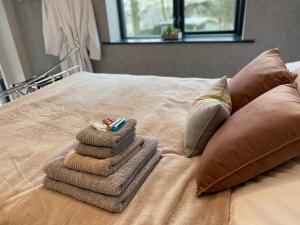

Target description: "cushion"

left=293, top=69, right=300, bottom=93
left=197, top=84, right=300, bottom=196
left=184, top=76, right=231, bottom=157
left=286, top=61, right=300, bottom=93
left=229, top=48, right=297, bottom=113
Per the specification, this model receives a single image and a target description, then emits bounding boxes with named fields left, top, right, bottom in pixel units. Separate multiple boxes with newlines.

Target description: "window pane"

left=122, top=0, right=173, bottom=37
left=184, top=0, right=237, bottom=32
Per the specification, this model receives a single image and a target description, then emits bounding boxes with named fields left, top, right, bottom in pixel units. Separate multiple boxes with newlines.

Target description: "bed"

left=0, top=72, right=300, bottom=225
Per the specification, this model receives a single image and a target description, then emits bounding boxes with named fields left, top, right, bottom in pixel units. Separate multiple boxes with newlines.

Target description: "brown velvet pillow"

left=197, top=84, right=300, bottom=196
left=229, top=48, right=297, bottom=113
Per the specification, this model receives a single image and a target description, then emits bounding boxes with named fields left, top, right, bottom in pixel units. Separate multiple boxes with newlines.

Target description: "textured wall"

left=11, top=0, right=58, bottom=76
left=0, top=0, right=30, bottom=86
left=11, top=0, right=300, bottom=78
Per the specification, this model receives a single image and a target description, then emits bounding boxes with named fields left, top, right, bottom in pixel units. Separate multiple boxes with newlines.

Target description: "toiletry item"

left=111, top=118, right=127, bottom=132
left=92, top=122, right=106, bottom=131
left=102, top=118, right=114, bottom=126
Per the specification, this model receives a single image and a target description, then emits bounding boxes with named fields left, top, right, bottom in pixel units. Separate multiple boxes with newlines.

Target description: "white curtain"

left=42, top=0, right=101, bottom=73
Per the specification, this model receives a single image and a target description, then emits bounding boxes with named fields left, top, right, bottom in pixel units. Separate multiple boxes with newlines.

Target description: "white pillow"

left=286, top=61, right=300, bottom=93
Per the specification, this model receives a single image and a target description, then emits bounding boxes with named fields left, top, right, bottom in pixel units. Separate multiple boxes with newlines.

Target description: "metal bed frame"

left=0, top=41, right=83, bottom=103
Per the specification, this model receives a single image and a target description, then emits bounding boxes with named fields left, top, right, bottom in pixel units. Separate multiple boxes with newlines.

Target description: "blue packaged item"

left=111, top=118, right=127, bottom=132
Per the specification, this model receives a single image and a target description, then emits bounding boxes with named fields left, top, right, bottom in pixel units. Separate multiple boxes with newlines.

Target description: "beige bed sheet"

left=229, top=155, right=300, bottom=225
left=0, top=72, right=230, bottom=225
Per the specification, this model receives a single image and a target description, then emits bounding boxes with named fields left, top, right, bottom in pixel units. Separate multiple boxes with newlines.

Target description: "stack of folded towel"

left=43, top=119, right=161, bottom=213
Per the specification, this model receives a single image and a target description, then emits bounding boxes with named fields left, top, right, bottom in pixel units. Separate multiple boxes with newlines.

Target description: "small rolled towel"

left=64, top=136, right=144, bottom=176
left=75, top=130, right=135, bottom=159
left=43, top=138, right=158, bottom=196
left=43, top=150, right=161, bottom=213
left=76, top=119, right=137, bottom=148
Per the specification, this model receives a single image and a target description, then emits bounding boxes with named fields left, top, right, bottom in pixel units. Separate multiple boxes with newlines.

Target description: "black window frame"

left=117, top=0, right=246, bottom=39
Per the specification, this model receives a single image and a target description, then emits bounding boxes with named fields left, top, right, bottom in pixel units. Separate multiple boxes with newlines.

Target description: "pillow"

left=286, top=61, right=300, bottom=93
left=197, top=84, right=300, bottom=196
left=229, top=48, right=297, bottom=113
left=293, top=69, right=300, bottom=93
left=184, top=76, right=231, bottom=157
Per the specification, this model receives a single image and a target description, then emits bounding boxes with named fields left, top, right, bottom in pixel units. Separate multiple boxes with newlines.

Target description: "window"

left=118, top=0, right=174, bottom=38
left=117, top=0, right=246, bottom=39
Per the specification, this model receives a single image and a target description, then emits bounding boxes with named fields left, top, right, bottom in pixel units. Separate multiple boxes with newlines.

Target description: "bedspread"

left=0, top=72, right=230, bottom=225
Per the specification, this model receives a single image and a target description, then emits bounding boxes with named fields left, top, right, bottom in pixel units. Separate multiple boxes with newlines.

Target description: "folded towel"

left=75, top=130, right=136, bottom=159
left=44, top=150, right=161, bottom=213
left=43, top=138, right=158, bottom=196
left=64, top=136, right=144, bottom=176
left=76, top=119, right=137, bottom=148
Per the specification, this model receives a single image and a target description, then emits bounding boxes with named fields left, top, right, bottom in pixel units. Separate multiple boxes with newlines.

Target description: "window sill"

left=103, top=35, right=254, bottom=45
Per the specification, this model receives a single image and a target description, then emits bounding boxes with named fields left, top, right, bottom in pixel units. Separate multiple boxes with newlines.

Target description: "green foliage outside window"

left=122, top=0, right=237, bottom=37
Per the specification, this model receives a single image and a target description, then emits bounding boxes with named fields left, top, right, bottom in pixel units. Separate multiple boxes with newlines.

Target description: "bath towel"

left=44, top=150, right=161, bottom=213
left=75, top=130, right=136, bottom=158
left=43, top=138, right=158, bottom=196
left=76, top=119, right=137, bottom=148
left=64, top=136, right=144, bottom=176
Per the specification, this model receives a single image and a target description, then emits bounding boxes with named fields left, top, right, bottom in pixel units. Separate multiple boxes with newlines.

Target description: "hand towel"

left=64, top=136, right=144, bottom=176
left=43, top=150, right=161, bottom=213
left=43, top=138, right=158, bottom=196
left=75, top=130, right=135, bottom=158
left=76, top=119, right=137, bottom=148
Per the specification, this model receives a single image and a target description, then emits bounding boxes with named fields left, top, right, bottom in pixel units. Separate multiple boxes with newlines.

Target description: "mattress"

left=1, top=72, right=300, bottom=225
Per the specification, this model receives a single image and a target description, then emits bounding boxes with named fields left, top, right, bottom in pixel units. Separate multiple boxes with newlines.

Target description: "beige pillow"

left=184, top=77, right=231, bottom=157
